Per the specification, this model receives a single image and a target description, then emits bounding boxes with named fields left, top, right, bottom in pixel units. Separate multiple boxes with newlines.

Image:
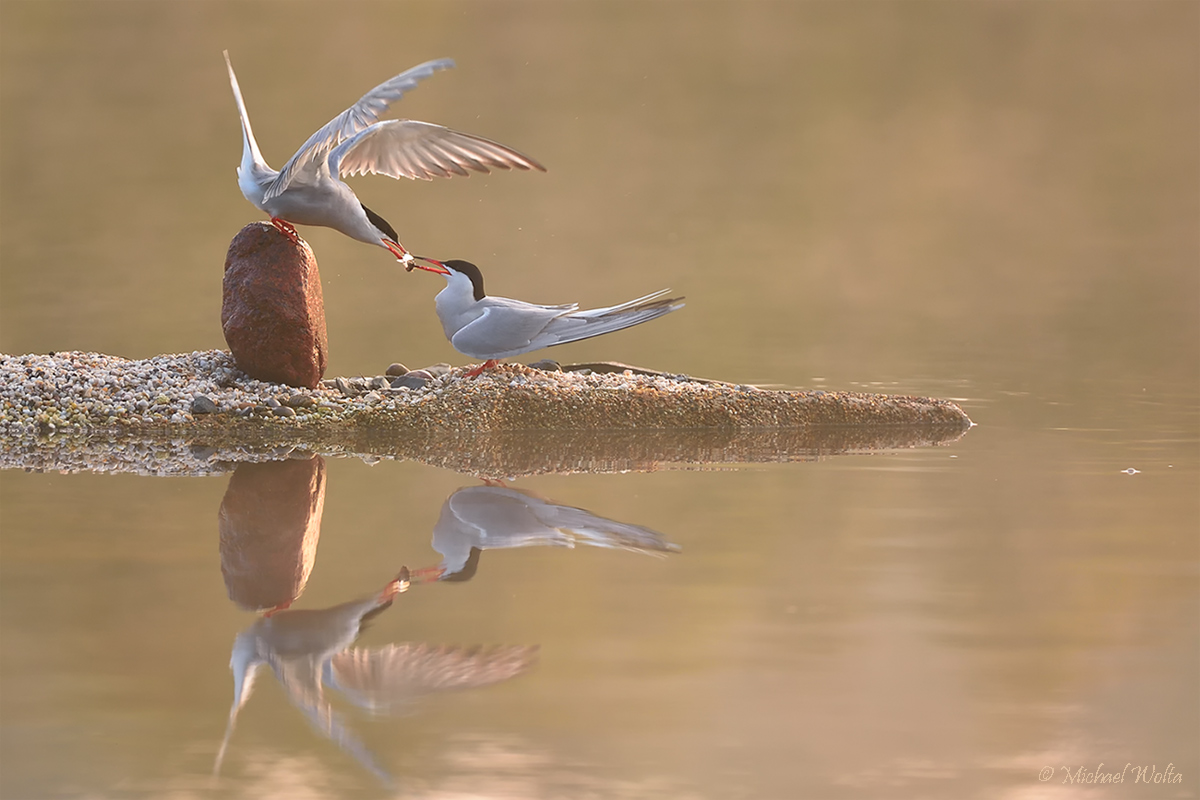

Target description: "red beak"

left=409, top=255, right=451, bottom=275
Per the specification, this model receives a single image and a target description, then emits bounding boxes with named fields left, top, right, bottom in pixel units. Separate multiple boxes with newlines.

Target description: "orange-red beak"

left=409, top=255, right=451, bottom=275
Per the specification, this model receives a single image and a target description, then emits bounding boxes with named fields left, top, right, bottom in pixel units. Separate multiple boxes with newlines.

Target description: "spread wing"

left=327, top=643, right=539, bottom=713
left=263, top=58, right=455, bottom=202
left=331, top=120, right=546, bottom=181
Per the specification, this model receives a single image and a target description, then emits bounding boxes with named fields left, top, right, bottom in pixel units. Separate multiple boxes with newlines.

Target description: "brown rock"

left=217, top=456, right=326, bottom=612
left=222, top=222, right=328, bottom=388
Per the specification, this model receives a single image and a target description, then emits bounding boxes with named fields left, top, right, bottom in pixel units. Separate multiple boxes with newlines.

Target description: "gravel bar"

left=0, top=350, right=972, bottom=476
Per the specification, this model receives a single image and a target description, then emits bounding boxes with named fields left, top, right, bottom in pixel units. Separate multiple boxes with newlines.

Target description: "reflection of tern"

left=415, top=485, right=680, bottom=581
left=410, top=257, right=684, bottom=375
left=222, top=52, right=545, bottom=264
left=215, top=567, right=537, bottom=783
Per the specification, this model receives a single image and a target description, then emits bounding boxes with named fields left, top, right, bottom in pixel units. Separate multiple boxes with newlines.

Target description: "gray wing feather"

left=537, top=292, right=685, bottom=349
left=450, top=300, right=576, bottom=359
left=263, top=58, right=455, bottom=201
left=526, top=501, right=681, bottom=554
left=327, top=644, right=538, bottom=713
left=331, top=120, right=546, bottom=182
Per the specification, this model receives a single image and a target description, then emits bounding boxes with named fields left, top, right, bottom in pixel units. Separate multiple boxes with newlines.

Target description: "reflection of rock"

left=421, top=485, right=679, bottom=581
left=222, top=223, right=328, bottom=388
left=216, top=570, right=536, bottom=785
left=218, top=456, right=326, bottom=611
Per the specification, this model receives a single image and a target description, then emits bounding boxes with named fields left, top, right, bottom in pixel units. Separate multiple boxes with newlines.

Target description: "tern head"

left=410, top=257, right=486, bottom=301
left=361, top=203, right=412, bottom=263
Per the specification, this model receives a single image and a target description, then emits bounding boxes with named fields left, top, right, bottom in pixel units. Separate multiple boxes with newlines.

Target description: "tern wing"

left=331, top=120, right=546, bottom=182
left=327, top=643, right=539, bottom=713
left=263, top=58, right=455, bottom=202
left=535, top=291, right=685, bottom=349
left=449, top=298, right=577, bottom=359
left=443, top=487, right=573, bottom=549
left=526, top=499, right=681, bottom=554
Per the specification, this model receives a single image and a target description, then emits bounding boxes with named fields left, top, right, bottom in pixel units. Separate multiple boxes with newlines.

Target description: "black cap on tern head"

left=441, top=546, right=482, bottom=582
left=360, top=203, right=399, bottom=242
left=443, top=260, right=486, bottom=301
left=411, top=257, right=486, bottom=301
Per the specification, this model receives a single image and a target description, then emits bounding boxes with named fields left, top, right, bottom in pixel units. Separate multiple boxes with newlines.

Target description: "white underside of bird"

left=222, top=51, right=545, bottom=262
left=412, top=258, right=685, bottom=360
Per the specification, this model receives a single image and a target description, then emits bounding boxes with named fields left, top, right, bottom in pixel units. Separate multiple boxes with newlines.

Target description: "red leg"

left=262, top=599, right=294, bottom=617
left=270, top=217, right=301, bottom=244
left=463, top=359, right=499, bottom=378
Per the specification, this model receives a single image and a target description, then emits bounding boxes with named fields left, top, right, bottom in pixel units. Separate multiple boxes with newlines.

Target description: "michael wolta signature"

left=1038, top=763, right=1183, bottom=785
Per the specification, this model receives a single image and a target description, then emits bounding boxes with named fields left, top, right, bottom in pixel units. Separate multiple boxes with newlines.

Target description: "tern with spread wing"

left=215, top=567, right=536, bottom=784
left=411, top=257, right=684, bottom=374
left=222, top=51, right=545, bottom=264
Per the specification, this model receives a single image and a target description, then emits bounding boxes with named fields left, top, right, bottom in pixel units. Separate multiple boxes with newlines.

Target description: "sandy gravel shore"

left=0, top=350, right=972, bottom=476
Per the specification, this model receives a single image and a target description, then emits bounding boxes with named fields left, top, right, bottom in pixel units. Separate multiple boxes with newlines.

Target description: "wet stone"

left=391, top=372, right=429, bottom=390
left=191, top=395, right=218, bottom=415
left=189, top=445, right=218, bottom=460
left=423, top=363, right=452, bottom=378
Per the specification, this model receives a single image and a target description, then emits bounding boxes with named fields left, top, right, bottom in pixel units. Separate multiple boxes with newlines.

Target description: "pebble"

left=191, top=395, right=218, bottom=415
left=527, top=359, right=561, bottom=371
left=385, top=363, right=409, bottom=377
left=392, top=371, right=430, bottom=390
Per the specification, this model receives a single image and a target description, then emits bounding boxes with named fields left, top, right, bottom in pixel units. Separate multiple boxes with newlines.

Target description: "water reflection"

left=216, top=569, right=417, bottom=782
left=417, top=484, right=680, bottom=581
left=215, top=459, right=677, bottom=785
left=218, top=455, right=326, bottom=612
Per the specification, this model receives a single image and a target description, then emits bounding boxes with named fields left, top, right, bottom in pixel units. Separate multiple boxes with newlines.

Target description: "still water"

left=1, top=2, right=1197, bottom=798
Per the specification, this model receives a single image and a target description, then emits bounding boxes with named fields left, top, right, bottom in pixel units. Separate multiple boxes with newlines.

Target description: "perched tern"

left=411, top=484, right=680, bottom=582
left=410, top=257, right=685, bottom=375
left=222, top=51, right=545, bottom=264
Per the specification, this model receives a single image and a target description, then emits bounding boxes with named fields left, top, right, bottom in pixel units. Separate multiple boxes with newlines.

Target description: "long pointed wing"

left=263, top=58, right=456, bottom=202
left=539, top=292, right=685, bottom=349
left=327, top=643, right=539, bottom=713
left=271, top=654, right=393, bottom=783
left=331, top=120, right=546, bottom=182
